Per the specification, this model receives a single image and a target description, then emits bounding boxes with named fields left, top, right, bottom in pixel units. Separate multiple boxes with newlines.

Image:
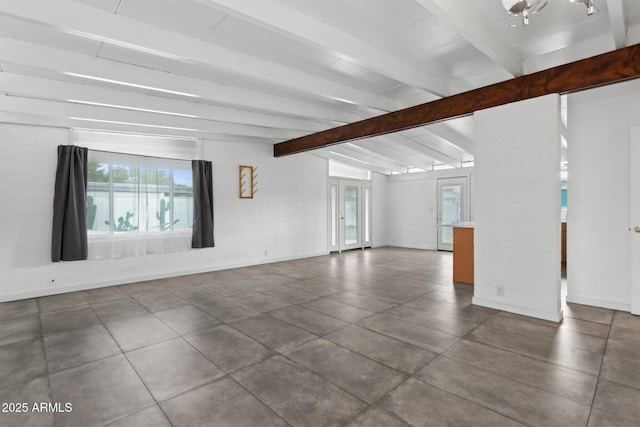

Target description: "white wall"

left=385, top=168, right=473, bottom=250
left=0, top=123, right=328, bottom=302
left=567, top=79, right=640, bottom=311
left=473, top=94, right=562, bottom=322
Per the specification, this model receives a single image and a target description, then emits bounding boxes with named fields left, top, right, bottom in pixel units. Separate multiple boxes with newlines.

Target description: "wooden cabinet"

left=453, top=226, right=474, bottom=285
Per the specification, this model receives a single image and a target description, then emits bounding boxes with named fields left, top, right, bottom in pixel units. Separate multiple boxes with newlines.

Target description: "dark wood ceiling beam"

left=274, top=44, right=640, bottom=157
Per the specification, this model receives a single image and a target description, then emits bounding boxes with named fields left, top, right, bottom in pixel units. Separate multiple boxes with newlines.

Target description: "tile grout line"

left=585, top=314, right=614, bottom=425
left=35, top=300, right=57, bottom=427
left=87, top=298, right=177, bottom=427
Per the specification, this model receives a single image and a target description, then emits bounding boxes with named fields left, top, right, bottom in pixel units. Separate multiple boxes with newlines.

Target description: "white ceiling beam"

left=402, top=128, right=466, bottom=159
left=324, top=146, right=406, bottom=174
left=313, top=150, right=394, bottom=176
left=352, top=138, right=436, bottom=171
left=0, top=110, right=278, bottom=143
left=351, top=110, right=464, bottom=165
left=0, top=96, right=300, bottom=140
left=337, top=144, right=414, bottom=173
left=607, top=0, right=628, bottom=49
left=384, top=133, right=461, bottom=167
left=0, top=73, right=328, bottom=132
left=0, top=38, right=359, bottom=123
left=419, top=122, right=475, bottom=155
left=415, top=0, right=523, bottom=77
left=195, top=0, right=449, bottom=97
left=0, top=0, right=395, bottom=110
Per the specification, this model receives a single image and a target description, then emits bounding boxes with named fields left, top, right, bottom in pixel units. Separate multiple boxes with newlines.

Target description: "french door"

left=630, top=127, right=640, bottom=315
left=437, top=177, right=469, bottom=251
left=329, top=178, right=371, bottom=252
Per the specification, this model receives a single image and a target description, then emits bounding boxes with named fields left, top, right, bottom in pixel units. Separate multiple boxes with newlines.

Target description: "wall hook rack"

left=239, top=165, right=257, bottom=199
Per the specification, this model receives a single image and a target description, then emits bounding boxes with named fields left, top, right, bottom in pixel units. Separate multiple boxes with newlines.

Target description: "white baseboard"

left=0, top=250, right=329, bottom=303
left=472, top=297, right=563, bottom=322
left=565, top=294, right=630, bottom=312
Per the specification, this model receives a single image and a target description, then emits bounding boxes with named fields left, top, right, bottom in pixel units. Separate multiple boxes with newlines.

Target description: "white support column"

left=472, top=94, right=562, bottom=322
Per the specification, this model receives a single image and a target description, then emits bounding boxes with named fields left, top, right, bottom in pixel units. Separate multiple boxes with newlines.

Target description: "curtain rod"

left=84, top=147, right=197, bottom=162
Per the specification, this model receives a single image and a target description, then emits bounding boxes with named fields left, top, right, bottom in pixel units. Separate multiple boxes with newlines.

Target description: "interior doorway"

left=437, top=176, right=469, bottom=251
left=329, top=178, right=371, bottom=252
left=630, top=126, right=640, bottom=315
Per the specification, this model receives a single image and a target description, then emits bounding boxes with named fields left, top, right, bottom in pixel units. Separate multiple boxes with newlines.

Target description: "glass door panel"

left=339, top=179, right=362, bottom=251
left=329, top=179, right=339, bottom=252
left=329, top=178, right=371, bottom=252
left=343, top=185, right=360, bottom=247
left=437, top=177, right=468, bottom=251
left=364, top=183, right=371, bottom=246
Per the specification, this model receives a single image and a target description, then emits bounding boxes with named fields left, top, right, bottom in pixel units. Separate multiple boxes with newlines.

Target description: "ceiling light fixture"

left=501, top=0, right=548, bottom=26
left=502, top=0, right=597, bottom=26
left=569, top=0, right=597, bottom=15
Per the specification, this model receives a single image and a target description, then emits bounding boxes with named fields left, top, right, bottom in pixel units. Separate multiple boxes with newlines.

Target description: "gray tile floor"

left=1, top=248, right=639, bottom=426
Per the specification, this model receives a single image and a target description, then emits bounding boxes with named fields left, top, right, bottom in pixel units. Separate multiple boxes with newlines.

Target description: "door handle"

left=635, top=226, right=640, bottom=233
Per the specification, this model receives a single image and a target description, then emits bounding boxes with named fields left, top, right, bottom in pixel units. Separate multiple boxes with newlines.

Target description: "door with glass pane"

left=329, top=178, right=371, bottom=252
left=340, top=180, right=362, bottom=250
left=329, top=178, right=339, bottom=252
left=437, top=177, right=468, bottom=251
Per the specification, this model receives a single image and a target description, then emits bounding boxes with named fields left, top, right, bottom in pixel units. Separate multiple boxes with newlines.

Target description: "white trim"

left=565, top=294, right=631, bottom=312
left=472, top=296, right=563, bottom=322
left=0, top=251, right=330, bottom=303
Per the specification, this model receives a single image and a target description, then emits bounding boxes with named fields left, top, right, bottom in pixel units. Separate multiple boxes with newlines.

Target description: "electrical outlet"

left=496, top=285, right=504, bottom=297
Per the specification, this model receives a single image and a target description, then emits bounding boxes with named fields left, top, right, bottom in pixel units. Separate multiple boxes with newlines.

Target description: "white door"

left=363, top=181, right=372, bottom=248
left=329, top=178, right=371, bottom=252
left=630, top=127, right=640, bottom=315
left=340, top=179, right=362, bottom=251
left=329, top=178, right=339, bottom=252
left=437, top=177, right=468, bottom=251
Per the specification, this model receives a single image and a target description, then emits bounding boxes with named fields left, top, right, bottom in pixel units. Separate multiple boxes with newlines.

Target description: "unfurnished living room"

left=1, top=0, right=640, bottom=426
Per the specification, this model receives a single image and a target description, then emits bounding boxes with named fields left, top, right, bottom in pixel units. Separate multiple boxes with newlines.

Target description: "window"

left=87, top=151, right=193, bottom=234
left=75, top=129, right=199, bottom=259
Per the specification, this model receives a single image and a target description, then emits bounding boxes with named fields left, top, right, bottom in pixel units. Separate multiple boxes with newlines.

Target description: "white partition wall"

left=473, top=94, right=562, bottom=322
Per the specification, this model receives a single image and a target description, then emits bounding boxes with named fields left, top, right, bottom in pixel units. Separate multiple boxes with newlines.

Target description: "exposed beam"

left=0, top=0, right=395, bottom=110
left=607, top=0, right=628, bottom=49
left=0, top=38, right=358, bottom=123
left=0, top=96, right=300, bottom=139
left=417, top=122, right=474, bottom=155
left=329, top=145, right=408, bottom=174
left=0, top=73, right=327, bottom=132
left=354, top=137, right=436, bottom=171
left=401, top=127, right=466, bottom=159
left=351, top=110, right=465, bottom=164
left=383, top=133, right=461, bottom=167
left=314, top=150, right=397, bottom=176
left=0, top=111, right=278, bottom=143
left=274, top=44, right=640, bottom=157
left=196, top=0, right=449, bottom=96
left=415, top=0, right=523, bottom=76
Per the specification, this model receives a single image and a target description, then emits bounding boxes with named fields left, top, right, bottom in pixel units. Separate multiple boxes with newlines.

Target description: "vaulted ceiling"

left=0, top=0, right=637, bottom=174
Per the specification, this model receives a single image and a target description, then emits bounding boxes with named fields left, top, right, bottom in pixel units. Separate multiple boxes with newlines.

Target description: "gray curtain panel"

left=51, top=145, right=89, bottom=262
left=192, top=160, right=215, bottom=248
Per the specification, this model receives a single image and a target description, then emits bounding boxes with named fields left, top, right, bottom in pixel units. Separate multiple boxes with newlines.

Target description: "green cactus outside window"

left=105, top=211, right=138, bottom=232
left=156, top=198, right=179, bottom=231
left=86, top=195, right=97, bottom=230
